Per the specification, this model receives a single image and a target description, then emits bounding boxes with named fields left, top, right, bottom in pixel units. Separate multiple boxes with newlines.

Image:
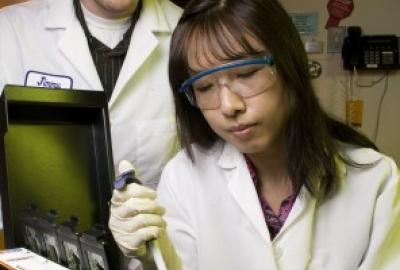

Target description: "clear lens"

left=192, top=64, right=275, bottom=110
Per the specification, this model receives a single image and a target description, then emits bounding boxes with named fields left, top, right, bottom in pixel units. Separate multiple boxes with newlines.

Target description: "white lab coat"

left=0, top=0, right=182, bottom=188
left=157, top=142, right=400, bottom=270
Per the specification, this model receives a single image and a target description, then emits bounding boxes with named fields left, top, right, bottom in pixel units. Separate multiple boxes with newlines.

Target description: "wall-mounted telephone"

left=342, top=26, right=400, bottom=70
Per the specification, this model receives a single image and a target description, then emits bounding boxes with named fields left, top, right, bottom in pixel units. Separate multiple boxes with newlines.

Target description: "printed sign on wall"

left=289, top=12, right=319, bottom=36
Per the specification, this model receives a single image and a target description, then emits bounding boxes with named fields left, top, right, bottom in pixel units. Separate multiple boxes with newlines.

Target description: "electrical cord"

left=356, top=72, right=387, bottom=87
left=372, top=71, right=389, bottom=143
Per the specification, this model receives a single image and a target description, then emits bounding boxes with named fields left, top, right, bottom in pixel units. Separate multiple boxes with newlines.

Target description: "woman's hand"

left=108, top=161, right=182, bottom=269
left=109, top=182, right=166, bottom=258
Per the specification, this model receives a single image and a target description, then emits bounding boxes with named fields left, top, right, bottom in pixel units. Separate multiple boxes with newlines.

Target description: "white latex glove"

left=109, top=161, right=181, bottom=270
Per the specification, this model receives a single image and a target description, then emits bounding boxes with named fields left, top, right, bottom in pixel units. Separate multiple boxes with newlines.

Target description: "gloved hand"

left=109, top=161, right=182, bottom=270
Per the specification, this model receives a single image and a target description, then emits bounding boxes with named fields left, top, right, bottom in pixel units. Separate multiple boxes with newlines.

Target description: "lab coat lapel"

left=219, top=143, right=271, bottom=241
left=58, top=25, right=102, bottom=90
left=45, top=0, right=103, bottom=91
left=273, top=162, right=346, bottom=268
left=275, top=155, right=348, bottom=269
left=109, top=0, right=170, bottom=106
left=277, top=188, right=317, bottom=268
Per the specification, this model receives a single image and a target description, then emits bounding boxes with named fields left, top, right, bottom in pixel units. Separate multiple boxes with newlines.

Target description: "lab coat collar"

left=217, top=142, right=237, bottom=170
left=142, top=0, right=173, bottom=34
left=109, top=0, right=173, bottom=106
left=44, top=0, right=103, bottom=90
left=218, top=143, right=272, bottom=241
left=44, top=0, right=173, bottom=33
left=43, top=0, right=174, bottom=97
left=341, top=144, right=383, bottom=164
left=44, top=0, right=75, bottom=29
left=336, top=141, right=383, bottom=170
left=276, top=187, right=317, bottom=268
left=218, top=143, right=317, bottom=270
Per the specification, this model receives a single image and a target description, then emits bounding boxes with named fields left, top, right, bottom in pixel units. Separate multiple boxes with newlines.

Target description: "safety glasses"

left=179, top=55, right=275, bottom=110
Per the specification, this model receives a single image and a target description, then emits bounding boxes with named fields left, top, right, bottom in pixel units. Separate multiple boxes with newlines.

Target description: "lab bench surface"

left=0, top=248, right=68, bottom=270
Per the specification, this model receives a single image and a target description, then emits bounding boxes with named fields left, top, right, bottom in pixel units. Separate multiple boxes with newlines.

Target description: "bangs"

left=179, top=14, right=264, bottom=72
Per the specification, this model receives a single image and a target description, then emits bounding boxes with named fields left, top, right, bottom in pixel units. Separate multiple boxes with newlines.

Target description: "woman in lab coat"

left=109, top=0, right=400, bottom=269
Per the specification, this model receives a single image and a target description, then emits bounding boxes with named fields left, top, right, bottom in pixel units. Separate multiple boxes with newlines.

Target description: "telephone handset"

left=342, top=26, right=400, bottom=70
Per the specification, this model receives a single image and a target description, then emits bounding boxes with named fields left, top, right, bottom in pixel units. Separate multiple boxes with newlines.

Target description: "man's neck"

left=80, top=0, right=137, bottom=20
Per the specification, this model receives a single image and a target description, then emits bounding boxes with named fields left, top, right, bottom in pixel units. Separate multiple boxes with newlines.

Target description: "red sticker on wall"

left=325, top=0, right=354, bottom=29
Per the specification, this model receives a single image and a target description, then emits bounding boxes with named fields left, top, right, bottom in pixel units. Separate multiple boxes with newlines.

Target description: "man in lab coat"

left=0, top=0, right=181, bottom=263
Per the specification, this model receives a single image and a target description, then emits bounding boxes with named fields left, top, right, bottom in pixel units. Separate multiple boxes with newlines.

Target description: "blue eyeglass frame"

left=179, top=55, right=275, bottom=94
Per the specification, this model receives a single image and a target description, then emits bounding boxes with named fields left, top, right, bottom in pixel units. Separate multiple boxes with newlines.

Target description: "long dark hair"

left=168, top=0, right=377, bottom=200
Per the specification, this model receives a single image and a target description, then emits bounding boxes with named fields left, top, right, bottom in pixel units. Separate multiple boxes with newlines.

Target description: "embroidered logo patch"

left=25, top=71, right=73, bottom=89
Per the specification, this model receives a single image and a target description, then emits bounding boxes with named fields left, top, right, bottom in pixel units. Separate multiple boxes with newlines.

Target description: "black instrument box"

left=0, top=85, right=119, bottom=268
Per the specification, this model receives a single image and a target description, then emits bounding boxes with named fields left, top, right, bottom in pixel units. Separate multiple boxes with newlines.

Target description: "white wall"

left=280, top=0, right=400, bottom=164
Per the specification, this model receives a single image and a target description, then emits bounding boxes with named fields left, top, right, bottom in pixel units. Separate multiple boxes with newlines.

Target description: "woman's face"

left=186, top=37, right=289, bottom=157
